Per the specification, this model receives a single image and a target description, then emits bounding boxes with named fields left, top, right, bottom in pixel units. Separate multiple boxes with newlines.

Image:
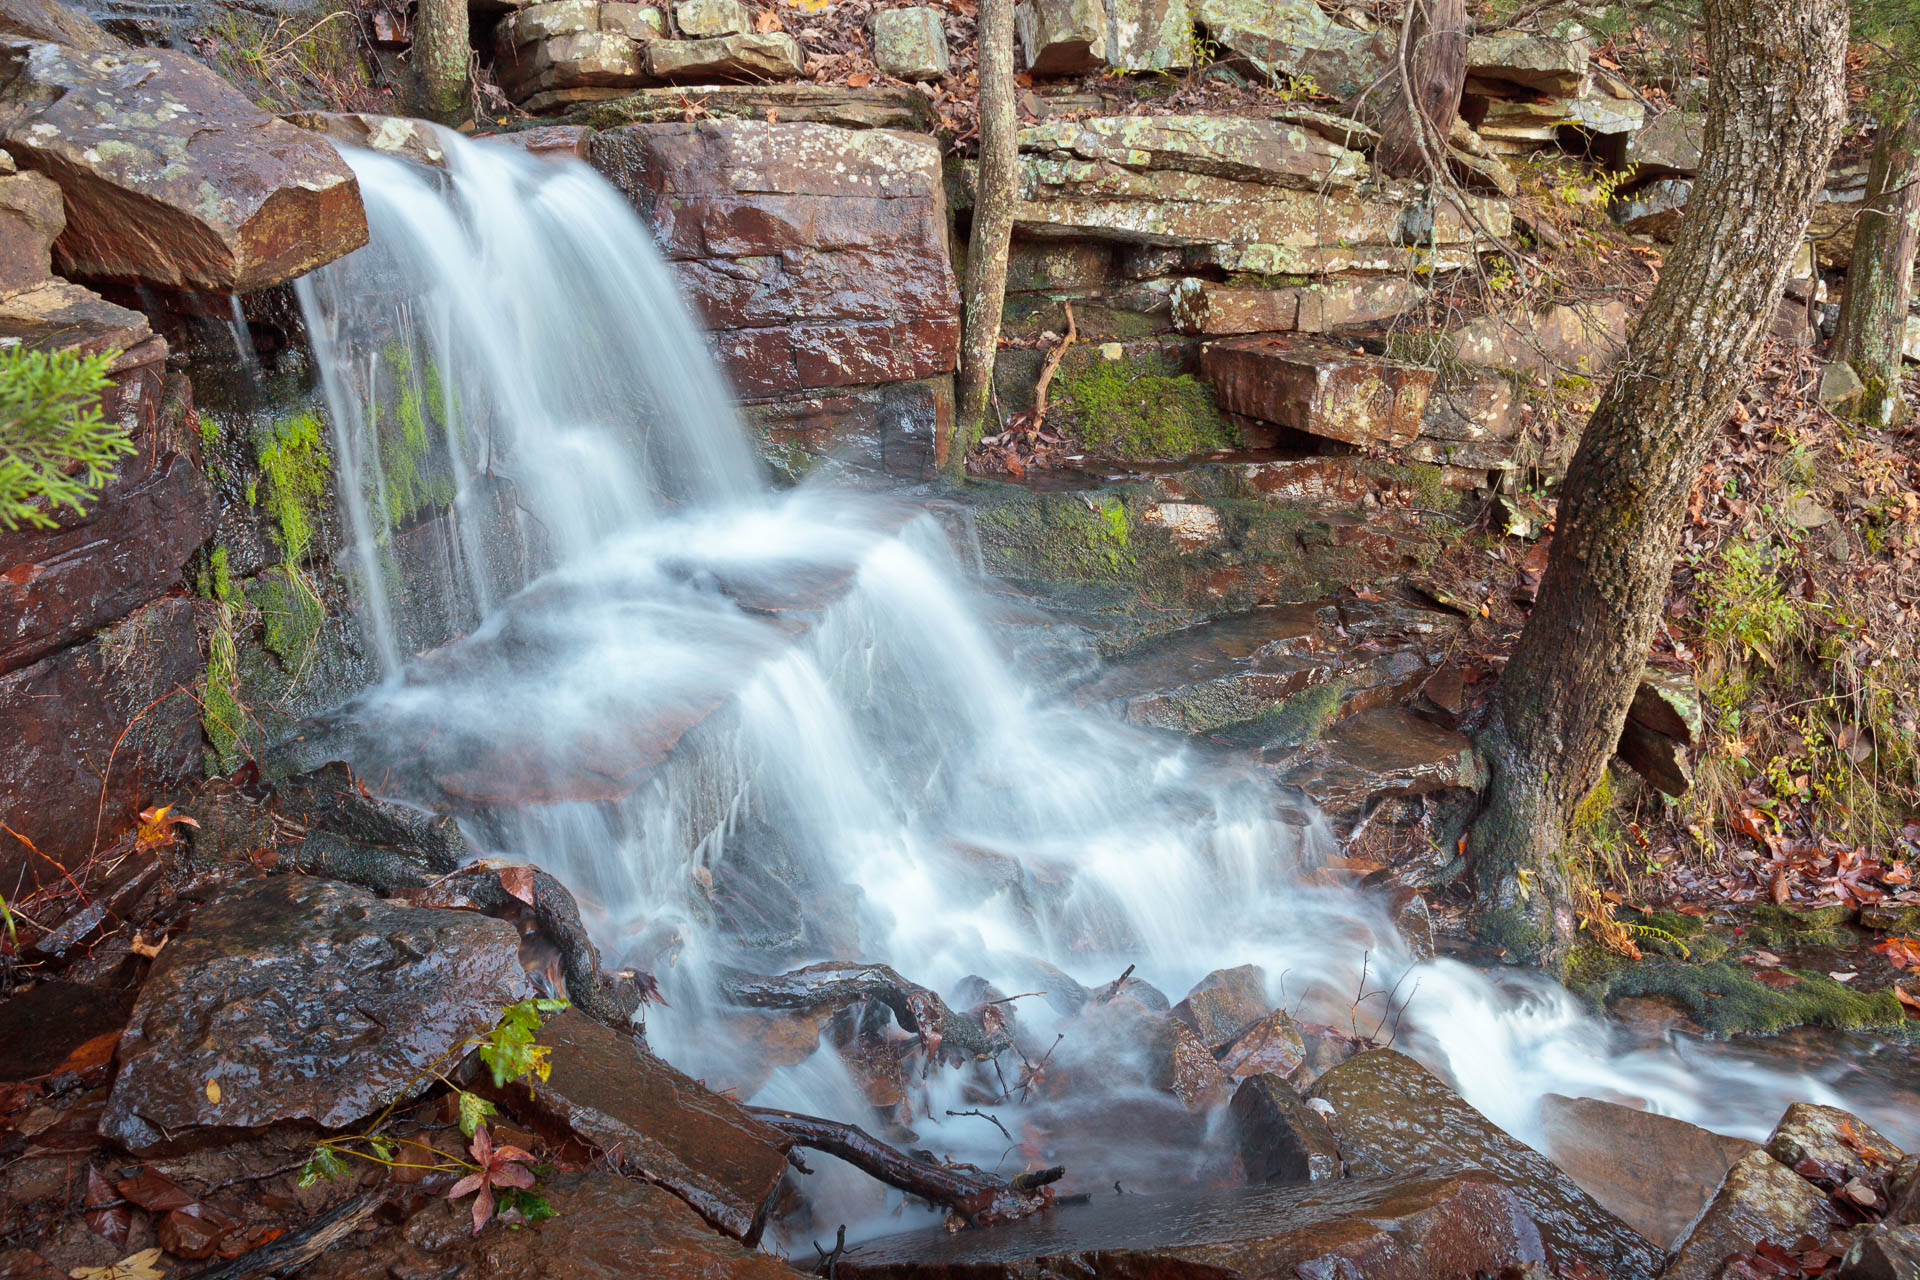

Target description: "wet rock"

left=1217, top=1010, right=1308, bottom=1083
left=1054, top=996, right=1230, bottom=1111
left=283, top=112, right=447, bottom=167
left=1164, top=1016, right=1232, bottom=1110
left=839, top=1171, right=1548, bottom=1279
left=676, top=0, right=746, bottom=35
left=1766, top=1102, right=1904, bottom=1177
left=0, top=165, right=59, bottom=294
left=0, top=596, right=200, bottom=888
left=1466, top=25, right=1590, bottom=95
left=1839, top=1225, right=1920, bottom=1280
left=101, top=875, right=532, bottom=1152
left=1191, top=0, right=1387, bottom=101
left=870, top=7, right=948, bottom=80
left=0, top=981, right=134, bottom=1081
left=1232, top=1073, right=1340, bottom=1184
left=1203, top=336, right=1433, bottom=448
left=1664, top=1148, right=1844, bottom=1280
left=473, top=1009, right=792, bottom=1241
left=1172, top=964, right=1269, bottom=1049
left=646, top=32, right=806, bottom=80
left=482, top=122, right=598, bottom=160
left=1106, top=0, right=1189, bottom=71
left=590, top=121, right=958, bottom=399
left=1540, top=1094, right=1756, bottom=1249
left=302, top=1168, right=808, bottom=1280
left=0, top=41, right=367, bottom=292
left=1172, top=276, right=1415, bottom=335
left=1309, top=1050, right=1666, bottom=1278
left=1016, top=0, right=1105, bottom=74
left=1626, top=110, right=1706, bottom=178
left=0, top=0, right=119, bottom=48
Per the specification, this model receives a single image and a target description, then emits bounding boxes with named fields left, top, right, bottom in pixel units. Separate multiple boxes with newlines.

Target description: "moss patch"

left=1598, top=959, right=1905, bottom=1038
left=1055, top=350, right=1237, bottom=462
left=1739, top=903, right=1853, bottom=949
left=1210, top=680, right=1344, bottom=749
left=256, top=413, right=331, bottom=563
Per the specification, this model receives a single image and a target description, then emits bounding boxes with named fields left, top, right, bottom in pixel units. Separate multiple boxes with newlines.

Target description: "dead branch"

left=747, top=1106, right=1056, bottom=1227
left=182, top=1191, right=383, bottom=1280
left=1028, top=302, right=1077, bottom=431
left=715, top=962, right=1015, bottom=1059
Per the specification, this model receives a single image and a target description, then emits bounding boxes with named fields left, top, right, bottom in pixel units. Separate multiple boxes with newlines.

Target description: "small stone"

left=870, top=7, right=949, bottom=80
left=602, top=4, right=666, bottom=38
left=1625, top=110, right=1706, bottom=177
left=1217, top=1010, right=1307, bottom=1082
left=676, top=0, right=748, bottom=36
left=283, top=112, right=448, bottom=167
left=1766, top=1102, right=1904, bottom=1178
left=1818, top=360, right=1866, bottom=407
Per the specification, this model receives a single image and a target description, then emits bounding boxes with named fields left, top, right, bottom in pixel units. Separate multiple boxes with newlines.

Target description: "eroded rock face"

left=1766, top=1102, right=1904, bottom=1176
left=1466, top=25, right=1590, bottom=95
left=475, top=1009, right=792, bottom=1242
left=589, top=120, right=959, bottom=399
left=0, top=164, right=58, bottom=293
left=1664, top=1149, right=1843, bottom=1280
left=1016, top=0, right=1106, bottom=74
left=1308, top=1050, right=1666, bottom=1278
left=839, top=1171, right=1548, bottom=1280
left=0, top=41, right=367, bottom=292
left=101, top=876, right=532, bottom=1152
left=301, top=1169, right=808, bottom=1280
left=284, top=112, right=448, bottom=167
left=1172, top=275, right=1415, bottom=335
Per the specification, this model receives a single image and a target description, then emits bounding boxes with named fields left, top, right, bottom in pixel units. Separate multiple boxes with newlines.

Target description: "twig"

left=1096, top=964, right=1135, bottom=1004
left=1028, top=301, right=1077, bottom=431
left=945, top=1108, right=1012, bottom=1141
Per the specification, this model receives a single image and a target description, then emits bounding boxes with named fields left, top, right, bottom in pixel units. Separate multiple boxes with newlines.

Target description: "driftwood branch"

left=1028, top=302, right=1077, bottom=431
left=715, top=962, right=1014, bottom=1059
left=182, top=1191, right=383, bottom=1280
left=748, top=1106, right=1057, bottom=1227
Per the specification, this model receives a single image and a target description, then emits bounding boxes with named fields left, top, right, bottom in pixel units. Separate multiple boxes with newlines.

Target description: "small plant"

left=1699, top=538, right=1803, bottom=662
left=299, top=997, right=569, bottom=1233
left=0, top=347, right=130, bottom=531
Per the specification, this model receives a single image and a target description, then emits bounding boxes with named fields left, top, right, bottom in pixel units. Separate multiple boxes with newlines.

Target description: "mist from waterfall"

left=294, top=131, right=1914, bottom=1247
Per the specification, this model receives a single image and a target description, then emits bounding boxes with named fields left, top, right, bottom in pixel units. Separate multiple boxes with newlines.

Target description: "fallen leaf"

left=204, top=1079, right=221, bottom=1104
left=1841, top=1177, right=1879, bottom=1207
left=70, top=1248, right=167, bottom=1280
left=129, top=935, right=165, bottom=960
left=85, top=1167, right=130, bottom=1245
left=846, top=71, right=871, bottom=86
left=1754, top=969, right=1804, bottom=989
left=1828, top=971, right=1858, bottom=982
left=1894, top=985, right=1920, bottom=1013
left=497, top=864, right=535, bottom=907
left=115, top=1169, right=194, bottom=1213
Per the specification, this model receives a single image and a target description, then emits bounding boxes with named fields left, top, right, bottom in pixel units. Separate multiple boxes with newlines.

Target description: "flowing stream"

left=291, top=131, right=1912, bottom=1246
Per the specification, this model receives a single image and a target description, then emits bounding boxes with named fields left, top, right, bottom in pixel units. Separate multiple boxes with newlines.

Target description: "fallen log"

left=748, top=1106, right=1058, bottom=1227
left=715, top=962, right=1014, bottom=1059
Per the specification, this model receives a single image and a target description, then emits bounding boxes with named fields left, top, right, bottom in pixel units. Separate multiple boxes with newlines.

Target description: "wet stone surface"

left=101, top=875, right=531, bottom=1152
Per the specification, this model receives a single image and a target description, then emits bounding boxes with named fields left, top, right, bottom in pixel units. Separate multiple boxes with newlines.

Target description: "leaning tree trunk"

left=415, top=0, right=471, bottom=126
left=1463, top=0, right=1849, bottom=970
left=1832, top=103, right=1920, bottom=427
left=1373, top=0, right=1468, bottom=179
left=954, top=0, right=1018, bottom=461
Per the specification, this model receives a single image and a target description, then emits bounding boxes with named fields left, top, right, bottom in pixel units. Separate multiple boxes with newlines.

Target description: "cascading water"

left=293, top=131, right=1914, bottom=1247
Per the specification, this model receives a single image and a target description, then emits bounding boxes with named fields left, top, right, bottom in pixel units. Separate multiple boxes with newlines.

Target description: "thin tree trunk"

left=1833, top=104, right=1920, bottom=427
left=1373, top=0, right=1467, bottom=179
left=954, top=0, right=1018, bottom=461
left=415, top=0, right=471, bottom=126
left=1463, top=0, right=1849, bottom=970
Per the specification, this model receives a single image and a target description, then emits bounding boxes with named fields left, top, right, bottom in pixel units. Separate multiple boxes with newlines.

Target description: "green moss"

left=379, top=344, right=459, bottom=527
left=1055, top=351, right=1237, bottom=462
left=1212, top=680, right=1344, bottom=749
left=1738, top=903, right=1853, bottom=949
left=256, top=413, right=330, bottom=563
left=1600, top=959, right=1905, bottom=1038
left=203, top=601, right=246, bottom=774
left=198, top=413, right=220, bottom=452
left=251, top=567, right=327, bottom=669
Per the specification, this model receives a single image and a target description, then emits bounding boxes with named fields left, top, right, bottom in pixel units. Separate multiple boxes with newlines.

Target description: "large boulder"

left=838, top=1172, right=1549, bottom=1279
left=101, top=875, right=532, bottom=1152
left=1016, top=0, right=1106, bottom=73
left=1309, top=1050, right=1667, bottom=1278
left=1171, top=964, right=1269, bottom=1048
left=0, top=40, right=367, bottom=292
left=1231, top=1073, right=1341, bottom=1183
left=1540, top=1093, right=1756, bottom=1249
left=588, top=120, right=959, bottom=401
left=1107, top=0, right=1190, bottom=72
left=870, top=7, right=949, bottom=80
left=1664, top=1148, right=1844, bottom=1280
left=470, top=1009, right=792, bottom=1242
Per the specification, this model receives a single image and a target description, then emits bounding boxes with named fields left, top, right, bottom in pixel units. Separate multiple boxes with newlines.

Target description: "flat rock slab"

left=302, top=1169, right=807, bottom=1280
left=1309, top=1050, right=1667, bottom=1279
left=1202, top=336, right=1434, bottom=448
left=838, top=1171, right=1547, bottom=1280
left=102, top=875, right=531, bottom=1152
left=485, top=1009, right=792, bottom=1243
left=0, top=40, right=367, bottom=291
left=1541, top=1093, right=1756, bottom=1249
left=1278, top=706, right=1482, bottom=824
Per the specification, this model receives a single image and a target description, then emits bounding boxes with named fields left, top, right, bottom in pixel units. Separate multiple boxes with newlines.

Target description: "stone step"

left=1276, top=706, right=1483, bottom=826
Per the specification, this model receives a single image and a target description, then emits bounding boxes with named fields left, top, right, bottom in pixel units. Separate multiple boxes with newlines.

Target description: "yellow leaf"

left=70, top=1248, right=167, bottom=1280
left=205, top=1078, right=222, bottom=1104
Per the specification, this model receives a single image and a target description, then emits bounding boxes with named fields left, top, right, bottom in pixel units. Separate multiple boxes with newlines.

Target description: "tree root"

left=748, top=1106, right=1058, bottom=1228
left=715, top=962, right=1014, bottom=1060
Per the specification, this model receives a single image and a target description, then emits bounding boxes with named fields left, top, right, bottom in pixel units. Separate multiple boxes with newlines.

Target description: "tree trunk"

left=1832, top=104, right=1920, bottom=427
left=415, top=0, right=471, bottom=126
left=1463, top=0, right=1849, bottom=970
left=1373, top=0, right=1467, bottom=179
left=954, top=0, right=1018, bottom=461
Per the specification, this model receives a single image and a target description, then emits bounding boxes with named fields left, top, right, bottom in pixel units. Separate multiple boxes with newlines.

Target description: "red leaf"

left=84, top=1167, right=130, bottom=1245
left=498, top=864, right=536, bottom=907
left=116, top=1168, right=195, bottom=1212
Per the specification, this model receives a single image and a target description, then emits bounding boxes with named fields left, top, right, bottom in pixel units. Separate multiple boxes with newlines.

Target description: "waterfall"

left=295, top=130, right=1911, bottom=1243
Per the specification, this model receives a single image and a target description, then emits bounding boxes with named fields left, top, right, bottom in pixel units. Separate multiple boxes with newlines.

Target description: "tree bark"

left=415, top=0, right=471, bottom=126
left=1833, top=103, right=1920, bottom=427
left=953, top=0, right=1018, bottom=461
left=1373, top=0, right=1467, bottom=179
left=1463, top=0, right=1849, bottom=969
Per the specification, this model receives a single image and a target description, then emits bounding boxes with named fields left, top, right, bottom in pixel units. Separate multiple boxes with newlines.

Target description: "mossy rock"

left=1205, top=681, right=1345, bottom=750
left=1596, top=958, right=1905, bottom=1038
left=1738, top=903, right=1854, bottom=949
left=1053, top=349, right=1237, bottom=463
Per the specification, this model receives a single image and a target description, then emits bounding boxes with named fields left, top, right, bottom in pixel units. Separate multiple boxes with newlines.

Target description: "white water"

left=295, top=132, right=1913, bottom=1244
